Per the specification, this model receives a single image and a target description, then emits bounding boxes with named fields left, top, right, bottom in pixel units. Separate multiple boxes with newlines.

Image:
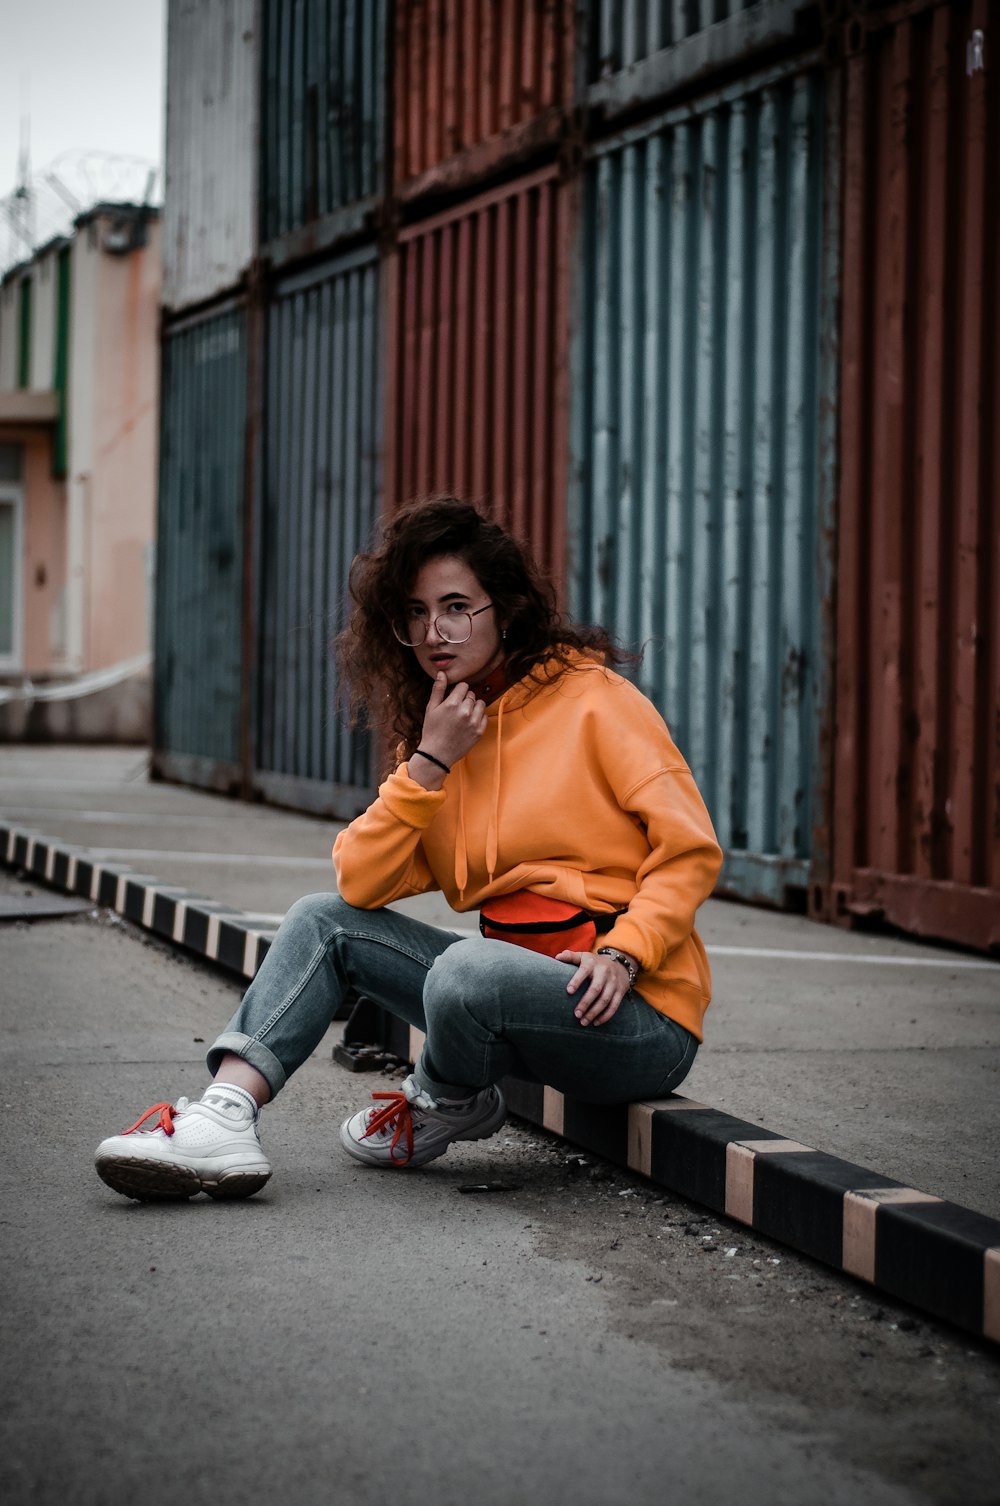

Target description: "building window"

left=0, top=486, right=23, bottom=668
left=0, top=442, right=24, bottom=481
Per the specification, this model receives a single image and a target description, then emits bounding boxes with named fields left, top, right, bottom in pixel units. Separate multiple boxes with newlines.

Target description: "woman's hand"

left=409, top=673, right=487, bottom=788
left=556, top=948, right=639, bottom=1027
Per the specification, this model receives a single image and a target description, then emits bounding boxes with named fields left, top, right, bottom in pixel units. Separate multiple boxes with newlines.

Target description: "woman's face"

left=403, top=555, right=505, bottom=686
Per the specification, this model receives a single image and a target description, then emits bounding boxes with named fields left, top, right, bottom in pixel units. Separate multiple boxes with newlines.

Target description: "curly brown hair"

left=335, top=496, right=631, bottom=761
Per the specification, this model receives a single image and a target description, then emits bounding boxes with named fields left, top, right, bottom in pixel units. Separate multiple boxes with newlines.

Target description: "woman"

left=95, top=497, right=722, bottom=1199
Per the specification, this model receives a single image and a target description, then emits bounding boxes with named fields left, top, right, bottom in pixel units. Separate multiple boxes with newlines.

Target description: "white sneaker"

left=340, top=1074, right=506, bottom=1168
left=94, top=1087, right=272, bottom=1201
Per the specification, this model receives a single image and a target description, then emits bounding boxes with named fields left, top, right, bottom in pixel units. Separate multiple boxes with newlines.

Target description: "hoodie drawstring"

left=454, top=761, right=468, bottom=901
left=453, top=689, right=507, bottom=899
left=485, top=693, right=505, bottom=884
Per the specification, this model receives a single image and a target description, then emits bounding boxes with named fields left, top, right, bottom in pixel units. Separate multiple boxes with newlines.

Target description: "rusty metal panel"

left=833, top=0, right=999, bottom=950
left=255, top=245, right=380, bottom=812
left=384, top=165, right=572, bottom=588
left=393, top=0, right=576, bottom=188
left=261, top=0, right=388, bottom=253
left=162, top=0, right=259, bottom=313
left=155, top=307, right=247, bottom=777
left=570, top=62, right=831, bottom=909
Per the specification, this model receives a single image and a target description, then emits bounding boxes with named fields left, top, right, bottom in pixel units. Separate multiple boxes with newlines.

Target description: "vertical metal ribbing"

left=615, top=142, right=640, bottom=652
left=310, top=278, right=330, bottom=784
left=664, top=123, right=693, bottom=752
left=261, top=0, right=385, bottom=247
left=303, top=279, right=322, bottom=781
left=781, top=74, right=822, bottom=862
left=341, top=268, right=362, bottom=783
left=257, top=250, right=378, bottom=793
left=688, top=111, right=720, bottom=797
left=745, top=88, right=778, bottom=858
left=637, top=133, right=668, bottom=703
left=574, top=65, right=828, bottom=904
left=718, top=97, right=749, bottom=853
left=590, top=152, right=617, bottom=631
left=158, top=311, right=246, bottom=770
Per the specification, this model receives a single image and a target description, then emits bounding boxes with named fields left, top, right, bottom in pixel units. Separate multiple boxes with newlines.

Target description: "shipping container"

left=254, top=245, right=381, bottom=817
left=384, top=164, right=572, bottom=586
left=585, top=0, right=823, bottom=126
left=162, top=0, right=260, bottom=313
left=261, top=0, right=388, bottom=262
left=155, top=305, right=248, bottom=787
left=570, top=56, right=836, bottom=909
left=393, top=0, right=576, bottom=193
left=833, top=0, right=999, bottom=950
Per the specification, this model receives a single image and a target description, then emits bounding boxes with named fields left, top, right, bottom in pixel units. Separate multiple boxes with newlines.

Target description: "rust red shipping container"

left=384, top=164, right=571, bottom=594
left=393, top=0, right=575, bottom=189
left=834, top=0, right=999, bottom=948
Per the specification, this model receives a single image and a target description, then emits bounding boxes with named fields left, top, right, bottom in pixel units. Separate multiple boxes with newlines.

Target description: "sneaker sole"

left=95, top=1154, right=271, bottom=1202
left=340, top=1094, right=507, bottom=1169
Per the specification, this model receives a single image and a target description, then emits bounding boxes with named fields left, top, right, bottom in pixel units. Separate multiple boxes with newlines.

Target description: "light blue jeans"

left=208, top=894, right=699, bottom=1103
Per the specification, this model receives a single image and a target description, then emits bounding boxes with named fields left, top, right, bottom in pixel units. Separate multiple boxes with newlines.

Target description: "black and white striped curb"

left=4, top=818, right=998, bottom=1345
left=350, top=1005, right=1000, bottom=1348
left=1, top=823, right=279, bottom=980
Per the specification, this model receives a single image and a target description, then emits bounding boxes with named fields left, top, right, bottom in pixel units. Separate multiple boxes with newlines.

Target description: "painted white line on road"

left=707, top=944, right=999, bottom=972
left=5, top=808, right=331, bottom=827
left=77, top=848, right=333, bottom=868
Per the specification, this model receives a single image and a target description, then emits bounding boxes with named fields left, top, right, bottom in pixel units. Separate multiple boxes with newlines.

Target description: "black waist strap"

left=594, top=909, right=627, bottom=936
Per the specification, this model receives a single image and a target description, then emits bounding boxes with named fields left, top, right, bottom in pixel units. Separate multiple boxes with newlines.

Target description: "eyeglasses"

left=392, top=602, right=495, bottom=647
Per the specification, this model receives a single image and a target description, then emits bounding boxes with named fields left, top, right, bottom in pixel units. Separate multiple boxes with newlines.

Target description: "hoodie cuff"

left=379, top=764, right=448, bottom=829
left=600, top=920, right=666, bottom=977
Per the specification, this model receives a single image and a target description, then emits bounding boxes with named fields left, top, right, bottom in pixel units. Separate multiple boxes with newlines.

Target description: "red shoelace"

left=361, top=1091, right=416, bottom=1166
left=122, top=1102, right=177, bottom=1137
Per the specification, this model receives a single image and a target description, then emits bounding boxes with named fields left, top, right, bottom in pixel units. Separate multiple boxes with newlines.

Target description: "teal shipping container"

left=155, top=306, right=248, bottom=788
left=585, top=1, right=823, bottom=126
left=570, top=56, right=838, bottom=909
left=255, top=245, right=382, bottom=818
left=261, top=0, right=388, bottom=262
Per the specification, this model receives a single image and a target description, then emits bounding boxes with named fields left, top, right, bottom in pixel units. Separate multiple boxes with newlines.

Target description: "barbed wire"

left=0, top=150, right=161, bottom=278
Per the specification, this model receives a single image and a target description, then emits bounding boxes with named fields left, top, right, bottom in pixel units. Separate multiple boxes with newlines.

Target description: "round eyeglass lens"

left=391, top=612, right=473, bottom=647
left=391, top=603, right=492, bottom=647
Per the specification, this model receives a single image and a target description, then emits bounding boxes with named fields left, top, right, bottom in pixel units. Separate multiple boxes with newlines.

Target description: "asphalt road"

left=1, top=873, right=998, bottom=1506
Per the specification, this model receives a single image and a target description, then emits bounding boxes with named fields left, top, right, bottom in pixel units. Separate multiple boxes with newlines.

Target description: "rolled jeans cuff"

left=411, top=1059, right=482, bottom=1102
left=206, top=1031, right=287, bottom=1098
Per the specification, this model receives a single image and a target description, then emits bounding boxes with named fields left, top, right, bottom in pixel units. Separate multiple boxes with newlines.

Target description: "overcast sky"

left=0, top=0, right=166, bottom=197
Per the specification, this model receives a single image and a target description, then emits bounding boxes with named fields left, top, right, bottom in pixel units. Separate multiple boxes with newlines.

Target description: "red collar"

left=468, top=662, right=512, bottom=705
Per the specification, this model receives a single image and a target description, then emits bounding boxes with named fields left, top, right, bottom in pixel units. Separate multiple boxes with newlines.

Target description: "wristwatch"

left=597, top=947, right=638, bottom=990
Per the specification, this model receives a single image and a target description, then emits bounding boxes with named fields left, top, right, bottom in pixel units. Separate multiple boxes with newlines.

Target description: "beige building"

left=0, top=203, right=160, bottom=739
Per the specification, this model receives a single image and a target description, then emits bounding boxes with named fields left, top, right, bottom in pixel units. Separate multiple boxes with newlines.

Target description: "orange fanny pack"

left=479, top=891, right=612, bottom=959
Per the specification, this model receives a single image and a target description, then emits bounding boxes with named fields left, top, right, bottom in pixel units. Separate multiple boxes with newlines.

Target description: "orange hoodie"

left=332, top=655, right=723, bottom=1040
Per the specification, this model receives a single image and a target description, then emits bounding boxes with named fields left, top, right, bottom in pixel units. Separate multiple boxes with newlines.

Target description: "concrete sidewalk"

left=2, top=744, right=998, bottom=1338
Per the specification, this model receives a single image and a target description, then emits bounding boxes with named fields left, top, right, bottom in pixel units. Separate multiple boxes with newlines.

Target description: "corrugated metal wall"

left=254, top=246, right=381, bottom=814
left=260, top=0, right=388, bottom=249
left=833, top=0, right=999, bottom=948
left=587, top=0, right=763, bottom=77
left=571, top=64, right=831, bottom=906
left=162, top=0, right=259, bottom=313
left=152, top=0, right=997, bottom=946
left=393, top=0, right=574, bottom=185
left=155, top=308, right=247, bottom=777
left=385, top=165, right=571, bottom=585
